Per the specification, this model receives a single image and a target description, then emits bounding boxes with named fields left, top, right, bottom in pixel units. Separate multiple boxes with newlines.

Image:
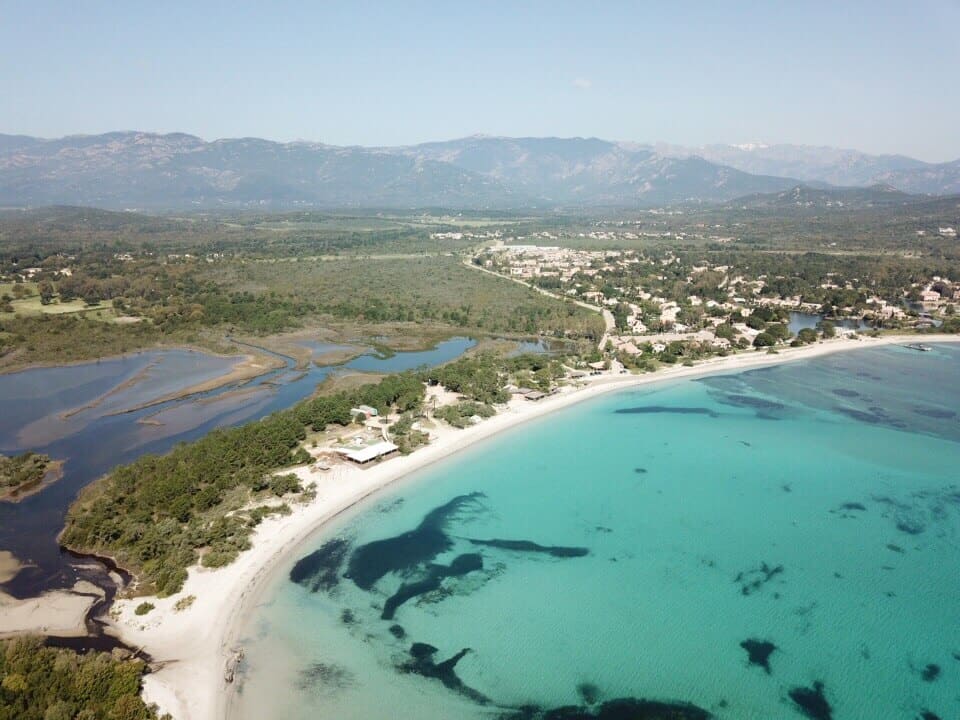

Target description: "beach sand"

left=0, top=551, right=22, bottom=584
left=1, top=548, right=105, bottom=638
left=0, top=580, right=103, bottom=639
left=69, top=335, right=960, bottom=719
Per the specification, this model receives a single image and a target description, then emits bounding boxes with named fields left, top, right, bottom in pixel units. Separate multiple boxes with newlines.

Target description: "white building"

left=335, top=441, right=398, bottom=464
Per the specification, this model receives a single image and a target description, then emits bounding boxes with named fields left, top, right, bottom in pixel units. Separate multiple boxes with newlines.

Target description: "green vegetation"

left=5, top=199, right=958, bottom=372
left=424, top=352, right=566, bottom=404
left=0, top=314, right=208, bottom=370
left=61, top=407, right=311, bottom=594
left=206, top=256, right=602, bottom=337
left=753, top=332, right=776, bottom=348
left=173, top=595, right=195, bottom=612
left=387, top=413, right=430, bottom=454
left=434, top=401, right=497, bottom=429
left=62, top=374, right=426, bottom=595
left=0, top=637, right=168, bottom=720
left=424, top=355, right=511, bottom=404
left=133, top=602, right=154, bottom=616
left=0, top=452, right=54, bottom=498
left=1, top=214, right=602, bottom=370
left=60, top=350, right=578, bottom=594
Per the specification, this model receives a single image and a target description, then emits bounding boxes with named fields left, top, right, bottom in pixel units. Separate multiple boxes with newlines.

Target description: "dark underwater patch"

left=399, top=642, right=489, bottom=705
left=740, top=638, right=777, bottom=674
left=614, top=406, right=718, bottom=417
left=696, top=375, right=742, bottom=388
left=895, top=517, right=925, bottom=535
left=830, top=501, right=868, bottom=519
left=912, top=407, right=956, bottom=419
left=376, top=497, right=405, bottom=514
left=831, top=388, right=860, bottom=398
left=500, top=697, right=713, bottom=720
left=872, top=495, right=911, bottom=510
left=296, top=661, right=355, bottom=694
left=289, top=537, right=350, bottom=592
left=834, top=405, right=908, bottom=430
left=833, top=406, right=884, bottom=424
left=467, top=538, right=589, bottom=558
left=788, top=681, right=833, bottom=720
left=634, top=467, right=648, bottom=474
left=381, top=553, right=483, bottom=620
left=919, top=711, right=942, bottom=720
left=718, top=394, right=786, bottom=414
left=388, top=624, right=406, bottom=639
left=577, top=682, right=601, bottom=705
left=345, top=492, right=485, bottom=590
left=920, top=663, right=941, bottom=682
left=734, top=562, right=784, bottom=596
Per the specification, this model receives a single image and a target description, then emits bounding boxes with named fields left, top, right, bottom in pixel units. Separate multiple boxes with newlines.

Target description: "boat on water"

left=904, top=343, right=932, bottom=352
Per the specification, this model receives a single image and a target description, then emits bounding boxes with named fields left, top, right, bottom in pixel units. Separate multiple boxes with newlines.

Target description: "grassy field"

left=1, top=253, right=601, bottom=371
left=0, top=282, right=125, bottom=319
left=0, top=317, right=232, bottom=372
left=204, top=255, right=603, bottom=339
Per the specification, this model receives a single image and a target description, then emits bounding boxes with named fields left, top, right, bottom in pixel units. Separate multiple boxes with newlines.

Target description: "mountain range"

left=0, top=132, right=957, bottom=210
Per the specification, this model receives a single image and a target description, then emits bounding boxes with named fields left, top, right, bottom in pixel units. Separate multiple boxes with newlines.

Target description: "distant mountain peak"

left=1, top=131, right=958, bottom=209
left=653, top=142, right=959, bottom=194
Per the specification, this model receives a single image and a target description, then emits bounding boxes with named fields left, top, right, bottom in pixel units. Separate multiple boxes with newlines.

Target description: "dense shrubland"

left=1, top=253, right=602, bottom=368
left=0, top=637, right=168, bottom=720
left=0, top=452, right=52, bottom=492
left=61, top=374, right=426, bottom=595
left=423, top=352, right=566, bottom=403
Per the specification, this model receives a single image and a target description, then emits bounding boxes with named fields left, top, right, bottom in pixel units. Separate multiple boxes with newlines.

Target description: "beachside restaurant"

left=335, top=440, right=399, bottom=465
left=510, top=387, right=547, bottom=401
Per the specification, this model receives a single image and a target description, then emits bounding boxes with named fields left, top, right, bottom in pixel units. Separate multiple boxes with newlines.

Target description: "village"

left=472, top=239, right=958, bottom=366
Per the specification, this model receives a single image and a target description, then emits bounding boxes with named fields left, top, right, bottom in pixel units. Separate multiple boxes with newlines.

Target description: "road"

left=464, top=261, right=615, bottom=351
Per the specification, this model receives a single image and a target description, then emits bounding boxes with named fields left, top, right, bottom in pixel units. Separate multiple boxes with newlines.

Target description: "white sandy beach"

left=102, top=334, right=959, bottom=720
left=0, top=580, right=104, bottom=639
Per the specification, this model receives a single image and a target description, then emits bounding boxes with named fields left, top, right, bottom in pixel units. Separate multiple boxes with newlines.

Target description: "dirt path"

left=463, top=261, right=613, bottom=349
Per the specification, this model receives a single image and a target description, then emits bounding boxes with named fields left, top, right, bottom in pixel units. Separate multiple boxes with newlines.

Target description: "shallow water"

left=787, top=312, right=868, bottom=335
left=0, top=338, right=475, bottom=596
left=233, top=344, right=960, bottom=720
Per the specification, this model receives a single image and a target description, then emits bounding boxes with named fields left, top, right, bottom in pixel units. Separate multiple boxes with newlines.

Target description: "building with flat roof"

left=335, top=441, right=398, bottom=464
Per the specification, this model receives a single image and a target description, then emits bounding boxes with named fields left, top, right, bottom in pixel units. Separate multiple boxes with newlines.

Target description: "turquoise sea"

left=231, top=344, right=960, bottom=720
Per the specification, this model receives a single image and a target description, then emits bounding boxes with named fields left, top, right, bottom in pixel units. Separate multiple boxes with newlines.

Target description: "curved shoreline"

left=105, top=334, right=959, bottom=720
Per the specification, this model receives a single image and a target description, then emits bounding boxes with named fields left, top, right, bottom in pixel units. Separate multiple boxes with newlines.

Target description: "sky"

left=2, top=1, right=959, bottom=161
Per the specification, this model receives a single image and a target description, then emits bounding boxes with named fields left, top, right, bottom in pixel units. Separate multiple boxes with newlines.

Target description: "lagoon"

left=0, top=338, right=476, bottom=598
left=787, top=311, right=869, bottom=335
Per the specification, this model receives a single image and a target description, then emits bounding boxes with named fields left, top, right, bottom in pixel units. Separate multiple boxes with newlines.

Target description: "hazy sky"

left=2, top=1, right=959, bottom=161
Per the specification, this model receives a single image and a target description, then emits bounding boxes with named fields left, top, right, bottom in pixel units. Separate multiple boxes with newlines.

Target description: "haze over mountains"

left=1, top=131, right=958, bottom=210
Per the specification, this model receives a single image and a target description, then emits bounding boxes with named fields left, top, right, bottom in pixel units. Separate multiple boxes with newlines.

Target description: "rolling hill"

left=2, top=132, right=957, bottom=210
left=0, top=132, right=800, bottom=210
